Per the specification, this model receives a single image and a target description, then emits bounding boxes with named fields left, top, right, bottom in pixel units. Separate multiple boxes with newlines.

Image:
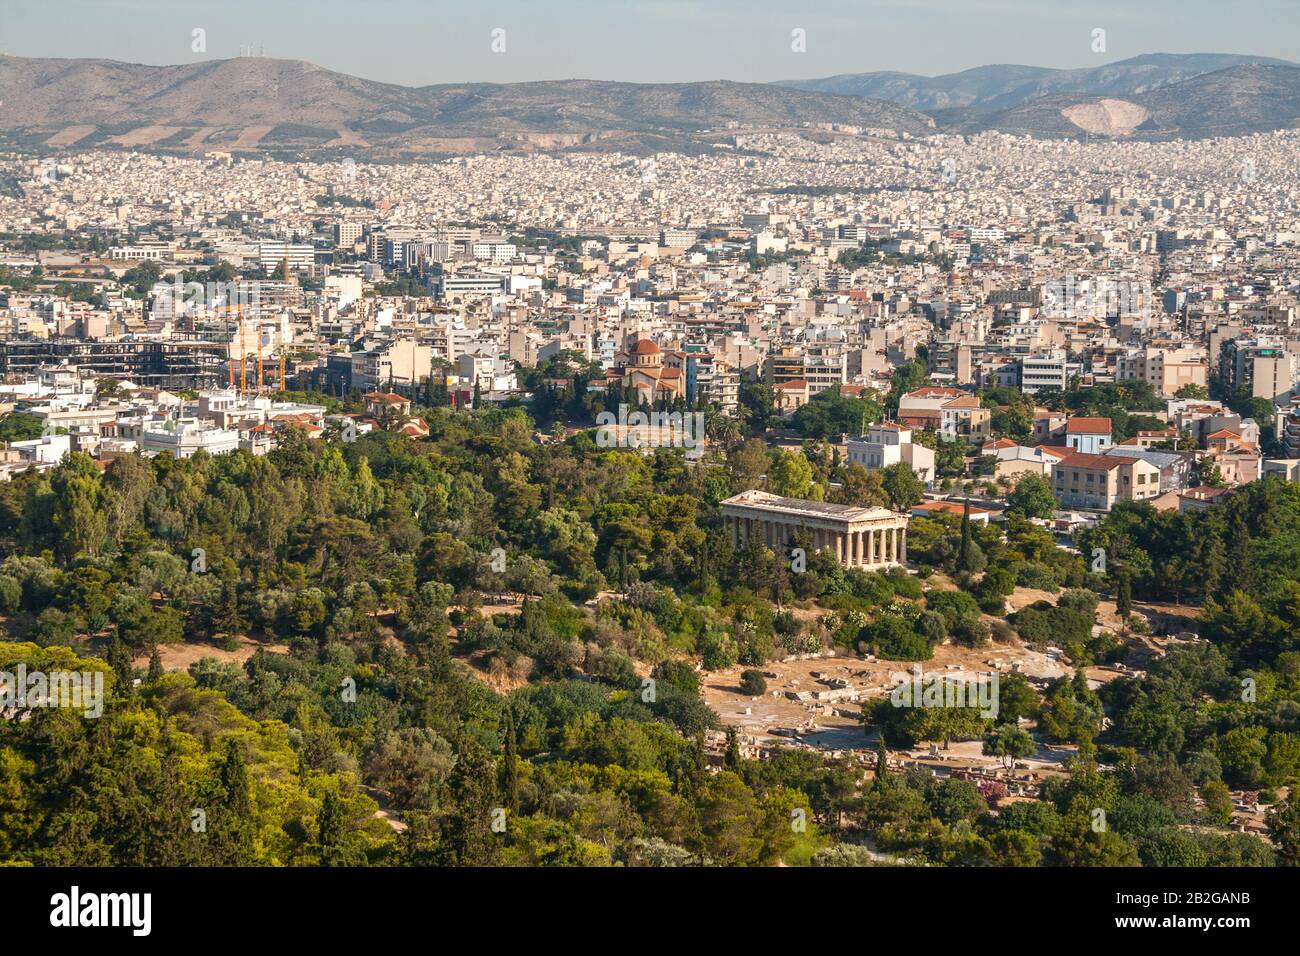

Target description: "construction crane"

left=227, top=304, right=239, bottom=390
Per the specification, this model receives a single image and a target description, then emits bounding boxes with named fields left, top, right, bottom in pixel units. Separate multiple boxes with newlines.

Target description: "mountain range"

left=0, top=52, right=1297, bottom=158
left=779, top=53, right=1298, bottom=110
left=0, top=55, right=933, bottom=157
left=938, top=64, right=1300, bottom=138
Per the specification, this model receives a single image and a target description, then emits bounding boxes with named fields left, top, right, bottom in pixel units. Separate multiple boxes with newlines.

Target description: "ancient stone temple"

left=720, top=490, right=909, bottom=569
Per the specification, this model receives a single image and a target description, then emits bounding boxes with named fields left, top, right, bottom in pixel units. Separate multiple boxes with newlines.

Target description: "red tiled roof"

left=1066, top=416, right=1112, bottom=434
left=904, top=386, right=966, bottom=399
left=1057, top=451, right=1125, bottom=470
left=913, top=501, right=990, bottom=516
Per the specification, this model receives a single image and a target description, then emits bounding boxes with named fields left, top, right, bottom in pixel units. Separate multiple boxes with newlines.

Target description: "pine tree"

left=1222, top=512, right=1254, bottom=599
left=211, top=578, right=244, bottom=645
left=147, top=643, right=164, bottom=683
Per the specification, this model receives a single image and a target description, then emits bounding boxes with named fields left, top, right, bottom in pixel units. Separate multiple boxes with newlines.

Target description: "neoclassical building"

left=720, top=490, right=909, bottom=569
left=605, top=338, right=687, bottom=404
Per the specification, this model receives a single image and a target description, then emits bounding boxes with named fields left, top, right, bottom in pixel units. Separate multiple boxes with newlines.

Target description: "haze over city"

left=2, top=0, right=1298, bottom=84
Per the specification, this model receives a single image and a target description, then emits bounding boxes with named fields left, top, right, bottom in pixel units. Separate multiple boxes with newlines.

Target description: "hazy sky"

left=1, top=0, right=1296, bottom=85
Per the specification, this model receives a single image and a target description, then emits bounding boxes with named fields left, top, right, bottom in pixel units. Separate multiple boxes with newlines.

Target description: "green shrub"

left=739, top=669, right=767, bottom=696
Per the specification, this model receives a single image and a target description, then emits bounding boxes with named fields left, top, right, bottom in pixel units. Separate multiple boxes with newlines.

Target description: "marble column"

left=835, top=532, right=845, bottom=564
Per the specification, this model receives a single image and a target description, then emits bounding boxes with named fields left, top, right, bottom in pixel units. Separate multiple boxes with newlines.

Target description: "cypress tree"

left=960, top=497, right=972, bottom=563
left=503, top=709, right=519, bottom=813
left=690, top=729, right=707, bottom=792
left=1116, top=569, right=1133, bottom=623
left=317, top=791, right=351, bottom=866
left=724, top=725, right=741, bottom=770
left=874, top=733, right=891, bottom=790
left=106, top=631, right=133, bottom=697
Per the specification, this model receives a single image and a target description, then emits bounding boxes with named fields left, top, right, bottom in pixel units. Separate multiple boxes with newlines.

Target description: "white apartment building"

left=437, top=272, right=507, bottom=298
left=1020, top=349, right=1078, bottom=393
left=257, top=241, right=315, bottom=273
left=846, top=422, right=935, bottom=483
left=140, top=420, right=239, bottom=458
left=471, top=242, right=518, bottom=263
left=5, top=433, right=72, bottom=465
